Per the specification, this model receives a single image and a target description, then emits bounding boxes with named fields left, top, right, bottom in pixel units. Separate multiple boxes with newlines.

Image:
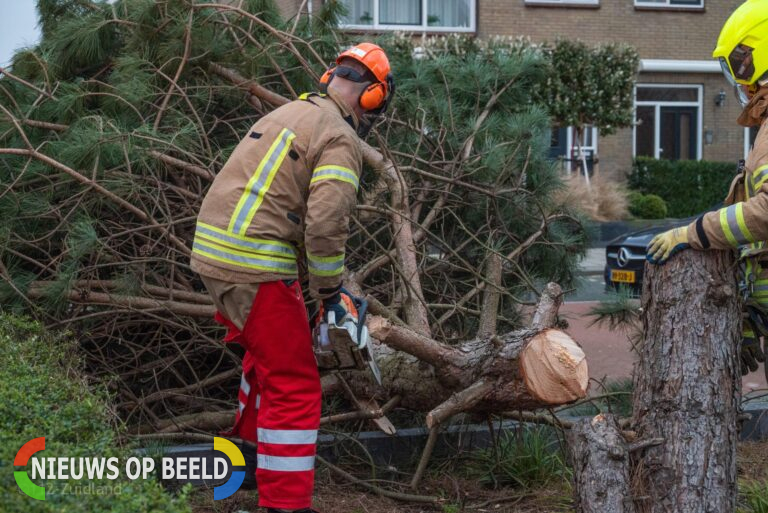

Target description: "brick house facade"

left=276, top=0, right=751, bottom=181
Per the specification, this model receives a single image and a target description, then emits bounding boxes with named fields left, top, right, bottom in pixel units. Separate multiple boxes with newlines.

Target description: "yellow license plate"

left=611, top=270, right=636, bottom=284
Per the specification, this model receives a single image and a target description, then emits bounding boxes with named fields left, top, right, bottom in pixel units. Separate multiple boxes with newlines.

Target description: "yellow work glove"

left=646, top=227, right=690, bottom=265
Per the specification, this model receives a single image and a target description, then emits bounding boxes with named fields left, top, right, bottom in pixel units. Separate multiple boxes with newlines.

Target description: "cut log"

left=351, top=282, right=589, bottom=415
left=632, top=249, right=740, bottom=512
left=568, top=414, right=635, bottom=513
left=520, top=329, right=588, bottom=404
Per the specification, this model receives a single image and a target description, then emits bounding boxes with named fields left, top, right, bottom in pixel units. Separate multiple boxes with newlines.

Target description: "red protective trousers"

left=215, top=280, right=321, bottom=510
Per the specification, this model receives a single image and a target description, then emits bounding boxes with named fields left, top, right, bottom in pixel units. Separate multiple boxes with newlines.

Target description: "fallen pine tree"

left=0, top=0, right=594, bottom=433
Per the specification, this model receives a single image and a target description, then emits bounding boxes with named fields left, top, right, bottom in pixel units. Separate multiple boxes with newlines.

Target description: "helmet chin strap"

left=355, top=114, right=376, bottom=139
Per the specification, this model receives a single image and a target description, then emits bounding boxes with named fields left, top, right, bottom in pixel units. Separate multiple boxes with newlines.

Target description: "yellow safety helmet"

left=714, top=0, right=768, bottom=105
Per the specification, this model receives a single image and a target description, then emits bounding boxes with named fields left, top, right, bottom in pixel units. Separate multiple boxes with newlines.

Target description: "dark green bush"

left=628, top=157, right=737, bottom=218
left=628, top=193, right=668, bottom=219
left=0, top=315, right=191, bottom=513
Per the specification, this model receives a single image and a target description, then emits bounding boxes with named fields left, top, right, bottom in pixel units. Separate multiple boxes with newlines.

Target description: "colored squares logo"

left=14, top=437, right=45, bottom=500
left=213, top=437, right=245, bottom=500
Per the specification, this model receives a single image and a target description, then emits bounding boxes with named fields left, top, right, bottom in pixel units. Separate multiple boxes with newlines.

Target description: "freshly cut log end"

left=520, top=329, right=588, bottom=404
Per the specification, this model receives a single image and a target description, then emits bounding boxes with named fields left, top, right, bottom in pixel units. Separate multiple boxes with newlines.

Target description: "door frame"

left=633, top=84, right=703, bottom=160
left=659, top=106, right=697, bottom=160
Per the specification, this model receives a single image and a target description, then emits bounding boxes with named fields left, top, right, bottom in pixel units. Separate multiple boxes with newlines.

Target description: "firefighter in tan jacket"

left=191, top=43, right=394, bottom=513
left=647, top=1, right=768, bottom=378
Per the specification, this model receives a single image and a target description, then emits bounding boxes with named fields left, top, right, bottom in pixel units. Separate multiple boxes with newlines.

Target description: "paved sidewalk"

left=562, top=301, right=768, bottom=393
left=579, top=247, right=606, bottom=276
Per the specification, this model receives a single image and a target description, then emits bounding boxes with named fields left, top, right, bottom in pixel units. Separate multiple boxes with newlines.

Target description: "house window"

left=745, top=126, right=760, bottom=159
left=525, top=0, right=599, bottom=6
left=336, top=0, right=475, bottom=31
left=549, top=125, right=599, bottom=173
left=634, top=85, right=702, bottom=161
left=634, top=0, right=704, bottom=9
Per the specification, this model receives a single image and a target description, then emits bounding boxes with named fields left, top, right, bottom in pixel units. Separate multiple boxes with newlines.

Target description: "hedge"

left=628, top=157, right=737, bottom=218
left=0, top=315, right=191, bottom=513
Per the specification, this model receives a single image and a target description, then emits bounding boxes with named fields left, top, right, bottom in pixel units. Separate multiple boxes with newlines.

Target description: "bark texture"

left=632, top=249, right=741, bottom=513
left=569, top=414, right=635, bottom=513
left=355, top=283, right=589, bottom=416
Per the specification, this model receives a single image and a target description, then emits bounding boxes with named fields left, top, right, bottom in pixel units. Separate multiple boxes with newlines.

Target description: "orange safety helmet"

left=320, top=43, right=394, bottom=112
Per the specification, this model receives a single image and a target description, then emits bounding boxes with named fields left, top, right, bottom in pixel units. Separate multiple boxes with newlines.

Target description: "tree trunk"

left=569, top=414, right=635, bottom=513
left=632, top=249, right=741, bottom=512
left=350, top=282, right=589, bottom=420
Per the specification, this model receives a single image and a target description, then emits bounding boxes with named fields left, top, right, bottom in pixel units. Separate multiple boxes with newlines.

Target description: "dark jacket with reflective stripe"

left=191, top=90, right=362, bottom=299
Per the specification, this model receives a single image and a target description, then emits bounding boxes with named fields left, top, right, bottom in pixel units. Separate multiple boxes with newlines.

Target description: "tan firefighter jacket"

left=686, top=93, right=768, bottom=294
left=190, top=89, right=362, bottom=299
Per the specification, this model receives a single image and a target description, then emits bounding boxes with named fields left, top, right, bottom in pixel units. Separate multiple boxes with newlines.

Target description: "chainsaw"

left=312, top=295, right=382, bottom=385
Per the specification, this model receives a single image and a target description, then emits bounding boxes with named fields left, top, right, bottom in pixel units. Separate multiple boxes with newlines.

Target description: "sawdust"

left=554, top=347, right=577, bottom=370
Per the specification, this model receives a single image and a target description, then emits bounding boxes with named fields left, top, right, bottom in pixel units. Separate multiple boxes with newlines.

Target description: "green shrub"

left=739, top=480, right=768, bottom=513
left=0, top=315, right=191, bottom=513
left=628, top=157, right=736, bottom=218
left=628, top=193, right=668, bottom=219
left=465, top=427, right=570, bottom=489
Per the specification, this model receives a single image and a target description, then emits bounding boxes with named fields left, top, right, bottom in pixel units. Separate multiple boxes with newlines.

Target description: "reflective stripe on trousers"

left=216, top=280, right=321, bottom=510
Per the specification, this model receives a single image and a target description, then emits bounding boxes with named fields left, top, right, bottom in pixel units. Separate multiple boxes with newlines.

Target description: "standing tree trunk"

left=569, top=414, right=635, bottom=513
left=632, top=249, right=741, bottom=512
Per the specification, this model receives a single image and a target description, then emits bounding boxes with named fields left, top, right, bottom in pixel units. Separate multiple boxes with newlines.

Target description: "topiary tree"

left=540, top=39, right=639, bottom=185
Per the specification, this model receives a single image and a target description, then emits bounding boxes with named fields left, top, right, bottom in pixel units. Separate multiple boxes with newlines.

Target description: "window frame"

left=525, top=0, right=599, bottom=6
left=632, top=83, right=703, bottom=161
left=334, top=0, right=476, bottom=33
left=549, top=125, right=599, bottom=174
left=634, top=0, right=704, bottom=10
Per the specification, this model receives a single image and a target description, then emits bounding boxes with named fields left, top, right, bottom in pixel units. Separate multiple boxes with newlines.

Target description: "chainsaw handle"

left=351, top=295, right=367, bottom=341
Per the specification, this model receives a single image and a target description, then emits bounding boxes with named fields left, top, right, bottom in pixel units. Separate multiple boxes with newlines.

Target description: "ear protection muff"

left=319, top=68, right=334, bottom=91
left=319, top=65, right=390, bottom=111
left=359, top=82, right=387, bottom=110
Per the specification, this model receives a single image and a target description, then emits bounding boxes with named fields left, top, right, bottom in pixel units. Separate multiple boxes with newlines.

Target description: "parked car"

left=604, top=221, right=689, bottom=295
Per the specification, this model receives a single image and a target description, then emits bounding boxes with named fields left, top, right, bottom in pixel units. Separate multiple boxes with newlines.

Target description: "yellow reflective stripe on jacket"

left=720, top=203, right=754, bottom=246
left=753, top=279, right=768, bottom=298
left=229, top=128, right=296, bottom=236
left=192, top=238, right=297, bottom=273
left=195, top=222, right=296, bottom=258
left=307, top=251, right=344, bottom=277
left=310, top=165, right=359, bottom=191
left=750, top=165, right=768, bottom=196
left=299, top=92, right=326, bottom=100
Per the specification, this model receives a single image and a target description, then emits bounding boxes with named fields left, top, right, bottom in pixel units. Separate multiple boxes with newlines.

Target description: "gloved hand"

left=646, top=227, right=690, bottom=265
left=741, top=337, right=765, bottom=376
left=321, top=287, right=359, bottom=325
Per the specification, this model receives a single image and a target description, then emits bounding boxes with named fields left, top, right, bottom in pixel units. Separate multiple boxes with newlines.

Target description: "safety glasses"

left=719, top=56, right=752, bottom=107
left=729, top=44, right=756, bottom=82
left=334, top=66, right=375, bottom=85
